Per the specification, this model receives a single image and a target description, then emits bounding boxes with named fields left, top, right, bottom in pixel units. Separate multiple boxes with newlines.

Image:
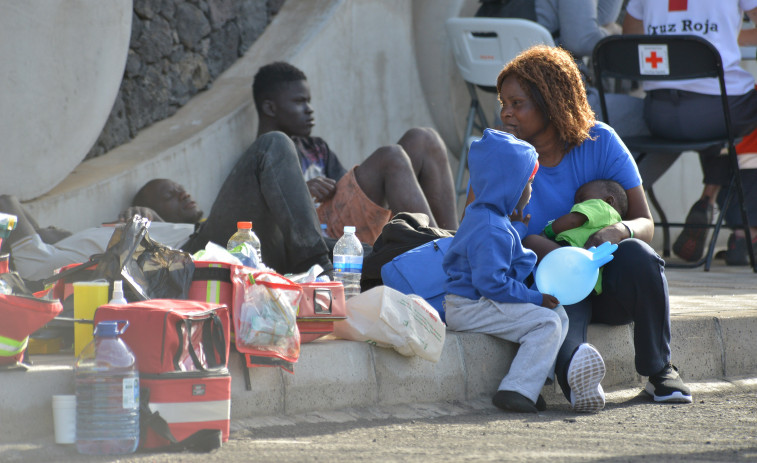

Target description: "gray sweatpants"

left=444, top=294, right=568, bottom=403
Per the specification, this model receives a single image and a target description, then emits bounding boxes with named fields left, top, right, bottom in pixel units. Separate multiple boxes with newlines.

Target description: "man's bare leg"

left=398, top=128, right=459, bottom=230
left=354, top=145, right=437, bottom=227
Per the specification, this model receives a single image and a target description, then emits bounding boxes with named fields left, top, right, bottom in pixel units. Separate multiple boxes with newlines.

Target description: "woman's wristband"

left=621, top=221, right=634, bottom=239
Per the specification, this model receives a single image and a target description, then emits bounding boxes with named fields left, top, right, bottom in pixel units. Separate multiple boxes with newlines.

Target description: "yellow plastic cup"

left=73, top=281, right=110, bottom=357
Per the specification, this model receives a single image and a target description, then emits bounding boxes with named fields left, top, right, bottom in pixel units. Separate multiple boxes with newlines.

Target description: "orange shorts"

left=317, top=167, right=391, bottom=245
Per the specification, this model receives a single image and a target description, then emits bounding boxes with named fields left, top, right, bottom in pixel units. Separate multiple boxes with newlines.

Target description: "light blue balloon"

left=534, top=241, right=618, bottom=305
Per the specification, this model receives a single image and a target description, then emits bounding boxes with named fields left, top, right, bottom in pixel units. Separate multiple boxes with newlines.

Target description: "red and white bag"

left=93, top=299, right=231, bottom=450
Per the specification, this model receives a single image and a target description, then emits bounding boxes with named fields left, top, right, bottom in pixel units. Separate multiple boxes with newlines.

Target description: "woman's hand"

left=585, top=222, right=627, bottom=248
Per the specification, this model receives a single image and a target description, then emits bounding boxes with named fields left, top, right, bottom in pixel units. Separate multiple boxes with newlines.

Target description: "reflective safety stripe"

left=148, top=399, right=230, bottom=423
left=205, top=263, right=222, bottom=304
left=0, top=335, right=28, bottom=356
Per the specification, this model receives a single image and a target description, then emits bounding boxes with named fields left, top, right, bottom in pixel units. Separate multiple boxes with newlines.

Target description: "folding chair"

left=593, top=34, right=756, bottom=271
left=445, top=17, right=554, bottom=197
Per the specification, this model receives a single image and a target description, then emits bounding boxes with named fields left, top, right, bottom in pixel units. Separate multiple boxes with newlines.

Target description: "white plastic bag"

left=333, top=286, right=446, bottom=362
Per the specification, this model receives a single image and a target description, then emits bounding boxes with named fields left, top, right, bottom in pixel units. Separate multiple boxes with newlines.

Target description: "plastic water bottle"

left=227, top=221, right=262, bottom=262
left=333, top=225, right=363, bottom=299
left=75, top=320, right=139, bottom=455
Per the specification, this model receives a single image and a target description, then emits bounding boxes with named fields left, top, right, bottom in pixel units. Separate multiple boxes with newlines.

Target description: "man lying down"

left=0, top=179, right=201, bottom=282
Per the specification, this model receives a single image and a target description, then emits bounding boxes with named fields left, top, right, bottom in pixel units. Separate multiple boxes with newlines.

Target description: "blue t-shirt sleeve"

left=598, top=124, right=642, bottom=191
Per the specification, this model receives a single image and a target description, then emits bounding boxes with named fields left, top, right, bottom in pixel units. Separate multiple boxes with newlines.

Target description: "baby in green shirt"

left=542, top=179, right=628, bottom=294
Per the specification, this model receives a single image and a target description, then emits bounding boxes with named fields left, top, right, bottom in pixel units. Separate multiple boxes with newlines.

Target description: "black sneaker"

left=492, top=390, right=543, bottom=413
left=535, top=394, right=546, bottom=411
left=645, top=364, right=693, bottom=403
left=725, top=233, right=751, bottom=266
left=672, top=198, right=713, bottom=262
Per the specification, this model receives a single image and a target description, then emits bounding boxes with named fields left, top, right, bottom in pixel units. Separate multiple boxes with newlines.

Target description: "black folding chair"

left=592, top=34, right=756, bottom=272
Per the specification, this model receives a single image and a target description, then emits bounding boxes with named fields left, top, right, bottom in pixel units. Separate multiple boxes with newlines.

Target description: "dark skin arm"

left=740, top=8, right=757, bottom=46
left=551, top=211, right=589, bottom=235
left=622, top=13, right=644, bottom=34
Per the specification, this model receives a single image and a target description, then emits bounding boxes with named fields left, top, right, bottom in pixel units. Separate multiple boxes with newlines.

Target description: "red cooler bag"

left=94, top=299, right=230, bottom=374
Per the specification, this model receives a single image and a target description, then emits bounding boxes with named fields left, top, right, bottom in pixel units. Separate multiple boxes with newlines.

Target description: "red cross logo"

left=645, top=51, right=663, bottom=69
left=669, top=0, right=687, bottom=11
left=639, top=45, right=669, bottom=75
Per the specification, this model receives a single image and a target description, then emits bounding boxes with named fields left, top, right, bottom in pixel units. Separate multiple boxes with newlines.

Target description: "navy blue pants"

left=554, top=239, right=670, bottom=400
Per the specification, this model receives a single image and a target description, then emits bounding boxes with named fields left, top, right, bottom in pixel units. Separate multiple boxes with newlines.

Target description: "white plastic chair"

left=445, top=17, right=555, bottom=196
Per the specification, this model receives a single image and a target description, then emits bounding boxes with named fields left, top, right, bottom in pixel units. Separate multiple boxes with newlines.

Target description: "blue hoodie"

left=443, top=129, right=543, bottom=305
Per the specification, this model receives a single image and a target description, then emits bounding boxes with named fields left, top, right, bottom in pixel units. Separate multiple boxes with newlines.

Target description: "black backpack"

left=361, top=212, right=454, bottom=291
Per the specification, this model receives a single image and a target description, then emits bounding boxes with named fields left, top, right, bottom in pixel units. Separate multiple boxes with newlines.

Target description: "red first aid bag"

left=94, top=299, right=230, bottom=374
left=297, top=281, right=346, bottom=343
left=0, top=292, right=63, bottom=365
left=139, top=369, right=231, bottom=449
left=187, top=262, right=236, bottom=314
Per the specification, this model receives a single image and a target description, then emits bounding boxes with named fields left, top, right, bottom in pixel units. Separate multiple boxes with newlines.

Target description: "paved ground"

left=1, top=378, right=755, bottom=463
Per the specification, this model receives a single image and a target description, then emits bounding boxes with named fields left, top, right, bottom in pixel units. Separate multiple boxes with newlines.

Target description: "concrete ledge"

left=2, top=307, right=755, bottom=444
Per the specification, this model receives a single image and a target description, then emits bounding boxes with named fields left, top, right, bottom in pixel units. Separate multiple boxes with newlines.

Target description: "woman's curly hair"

left=497, top=45, right=595, bottom=151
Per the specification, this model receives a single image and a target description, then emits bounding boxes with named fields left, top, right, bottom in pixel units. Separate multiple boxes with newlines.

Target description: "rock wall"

left=87, top=0, right=284, bottom=158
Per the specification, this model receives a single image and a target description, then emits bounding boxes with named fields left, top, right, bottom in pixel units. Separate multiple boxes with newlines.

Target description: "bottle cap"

left=111, top=280, right=126, bottom=302
left=237, top=221, right=252, bottom=229
left=343, top=226, right=356, bottom=234
left=94, top=320, right=124, bottom=337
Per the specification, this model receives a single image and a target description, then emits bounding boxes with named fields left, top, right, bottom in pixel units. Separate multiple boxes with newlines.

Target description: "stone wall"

left=86, top=0, right=284, bottom=159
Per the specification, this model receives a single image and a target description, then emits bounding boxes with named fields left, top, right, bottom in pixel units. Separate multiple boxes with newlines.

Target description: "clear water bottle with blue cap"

left=333, top=225, right=363, bottom=299
left=75, top=320, right=139, bottom=455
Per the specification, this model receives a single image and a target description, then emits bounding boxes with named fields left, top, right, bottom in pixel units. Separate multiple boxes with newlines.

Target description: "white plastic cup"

left=52, top=394, right=76, bottom=444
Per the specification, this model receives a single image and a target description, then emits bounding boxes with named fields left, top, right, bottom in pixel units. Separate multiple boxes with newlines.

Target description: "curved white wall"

left=12, top=0, right=704, bottom=253
left=23, top=0, right=471, bottom=233
left=0, top=0, right=132, bottom=200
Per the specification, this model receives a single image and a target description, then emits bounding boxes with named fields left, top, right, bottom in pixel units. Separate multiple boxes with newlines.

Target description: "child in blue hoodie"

left=443, top=129, right=568, bottom=413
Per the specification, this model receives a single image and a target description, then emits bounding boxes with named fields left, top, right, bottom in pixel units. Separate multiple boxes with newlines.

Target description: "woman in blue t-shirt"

left=463, top=45, right=692, bottom=410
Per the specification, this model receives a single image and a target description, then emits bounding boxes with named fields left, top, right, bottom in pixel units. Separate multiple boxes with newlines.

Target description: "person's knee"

left=402, top=127, right=447, bottom=160
left=372, top=144, right=414, bottom=173
left=604, top=239, right=665, bottom=289
left=613, top=238, right=662, bottom=268
left=253, top=131, right=294, bottom=150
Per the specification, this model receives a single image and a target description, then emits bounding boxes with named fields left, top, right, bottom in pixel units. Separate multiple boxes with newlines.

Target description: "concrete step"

left=1, top=286, right=755, bottom=444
